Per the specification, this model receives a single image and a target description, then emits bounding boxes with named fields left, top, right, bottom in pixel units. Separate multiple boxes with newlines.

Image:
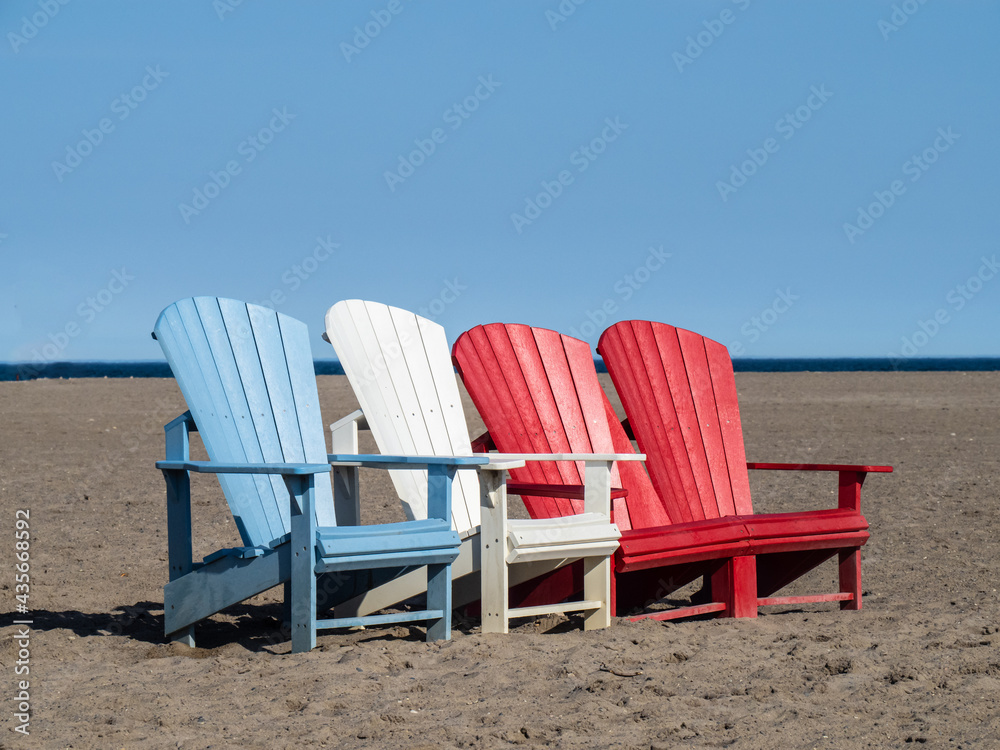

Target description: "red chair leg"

left=711, top=555, right=757, bottom=618
left=732, top=555, right=757, bottom=618
left=839, top=548, right=862, bottom=610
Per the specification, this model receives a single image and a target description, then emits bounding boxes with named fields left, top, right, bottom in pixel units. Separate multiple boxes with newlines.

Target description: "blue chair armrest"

left=156, top=460, right=331, bottom=475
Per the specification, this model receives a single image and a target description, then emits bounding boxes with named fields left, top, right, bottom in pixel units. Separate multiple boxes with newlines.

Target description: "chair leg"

left=480, top=556, right=509, bottom=635
left=426, top=563, right=451, bottom=641
left=711, top=555, right=757, bottom=618
left=290, top=551, right=317, bottom=654
left=169, top=625, right=195, bottom=647
left=164, top=468, right=195, bottom=647
left=282, top=579, right=292, bottom=627
left=582, top=555, right=612, bottom=631
left=479, top=467, right=509, bottom=634
left=289, top=476, right=317, bottom=654
left=709, top=560, right=733, bottom=617
left=732, top=555, right=757, bottom=618
left=609, top=567, right=618, bottom=618
left=839, top=548, right=862, bottom=611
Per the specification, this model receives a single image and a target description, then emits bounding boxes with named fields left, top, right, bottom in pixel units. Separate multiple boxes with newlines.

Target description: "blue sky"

left=2, top=0, right=997, bottom=364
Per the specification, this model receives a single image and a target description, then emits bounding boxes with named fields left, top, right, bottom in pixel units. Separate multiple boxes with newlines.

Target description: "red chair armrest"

left=746, top=462, right=892, bottom=473
left=471, top=431, right=496, bottom=453
left=506, top=482, right=628, bottom=501
left=746, top=463, right=892, bottom=512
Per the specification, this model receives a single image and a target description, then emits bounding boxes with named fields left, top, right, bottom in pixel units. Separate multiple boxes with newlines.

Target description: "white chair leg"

left=583, top=460, right=614, bottom=630
left=583, top=555, right=612, bottom=630
left=479, top=467, right=509, bottom=634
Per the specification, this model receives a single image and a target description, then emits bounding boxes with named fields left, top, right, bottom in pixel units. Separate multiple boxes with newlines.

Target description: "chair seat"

left=317, top=518, right=460, bottom=558
left=618, top=508, right=869, bottom=570
left=505, top=513, right=622, bottom=564
left=507, top=512, right=622, bottom=548
left=744, top=509, right=869, bottom=555
left=617, top=516, right=751, bottom=571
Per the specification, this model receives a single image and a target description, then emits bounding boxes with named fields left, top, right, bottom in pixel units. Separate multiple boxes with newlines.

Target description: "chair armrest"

left=329, top=409, right=369, bottom=437
left=746, top=462, right=892, bottom=512
left=507, top=482, right=628, bottom=500
left=156, top=460, right=331, bottom=475
left=156, top=459, right=331, bottom=579
left=471, top=430, right=496, bottom=453
left=487, top=452, right=645, bottom=463
left=327, top=453, right=488, bottom=469
left=746, top=462, right=893, bottom=473
left=483, top=453, right=644, bottom=516
left=328, top=454, right=487, bottom=522
left=165, top=410, right=198, bottom=433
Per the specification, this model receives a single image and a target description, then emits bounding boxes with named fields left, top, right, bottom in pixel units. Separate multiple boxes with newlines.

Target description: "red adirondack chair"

left=597, top=320, right=892, bottom=616
left=453, top=323, right=762, bottom=621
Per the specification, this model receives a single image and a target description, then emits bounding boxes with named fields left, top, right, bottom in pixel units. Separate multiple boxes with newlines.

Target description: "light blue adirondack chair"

left=153, top=297, right=484, bottom=652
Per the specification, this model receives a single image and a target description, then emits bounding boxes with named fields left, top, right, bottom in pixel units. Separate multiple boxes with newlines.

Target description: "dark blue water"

left=0, top=360, right=346, bottom=381
left=2, top=358, right=999, bottom=381
left=731, top=357, right=1000, bottom=372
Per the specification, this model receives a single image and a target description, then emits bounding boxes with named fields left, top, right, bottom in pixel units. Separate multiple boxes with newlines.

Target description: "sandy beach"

left=1, top=371, right=998, bottom=749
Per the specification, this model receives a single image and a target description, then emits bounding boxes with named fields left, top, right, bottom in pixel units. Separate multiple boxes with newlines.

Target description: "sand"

left=1, top=371, right=998, bottom=749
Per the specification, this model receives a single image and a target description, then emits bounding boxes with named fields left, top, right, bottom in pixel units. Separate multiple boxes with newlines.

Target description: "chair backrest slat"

left=596, top=319, right=697, bottom=523
left=155, top=298, right=335, bottom=547
left=702, top=331, right=754, bottom=515
left=325, top=300, right=478, bottom=534
left=195, top=298, right=289, bottom=540
left=453, top=323, right=669, bottom=530
left=274, top=307, right=336, bottom=524
left=598, top=321, right=753, bottom=521
left=485, top=324, right=579, bottom=489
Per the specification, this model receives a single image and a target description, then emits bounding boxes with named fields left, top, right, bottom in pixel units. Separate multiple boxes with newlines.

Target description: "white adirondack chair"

left=324, top=300, right=643, bottom=632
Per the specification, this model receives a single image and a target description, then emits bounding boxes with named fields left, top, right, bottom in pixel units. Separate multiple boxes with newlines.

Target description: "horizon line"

left=3, top=356, right=1000, bottom=381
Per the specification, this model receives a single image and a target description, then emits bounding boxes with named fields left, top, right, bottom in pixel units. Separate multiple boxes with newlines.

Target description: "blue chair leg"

left=424, top=464, right=455, bottom=642
left=288, top=475, right=317, bottom=653
left=164, top=467, right=196, bottom=647
left=282, top=579, right=292, bottom=631
left=426, top=562, right=451, bottom=642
